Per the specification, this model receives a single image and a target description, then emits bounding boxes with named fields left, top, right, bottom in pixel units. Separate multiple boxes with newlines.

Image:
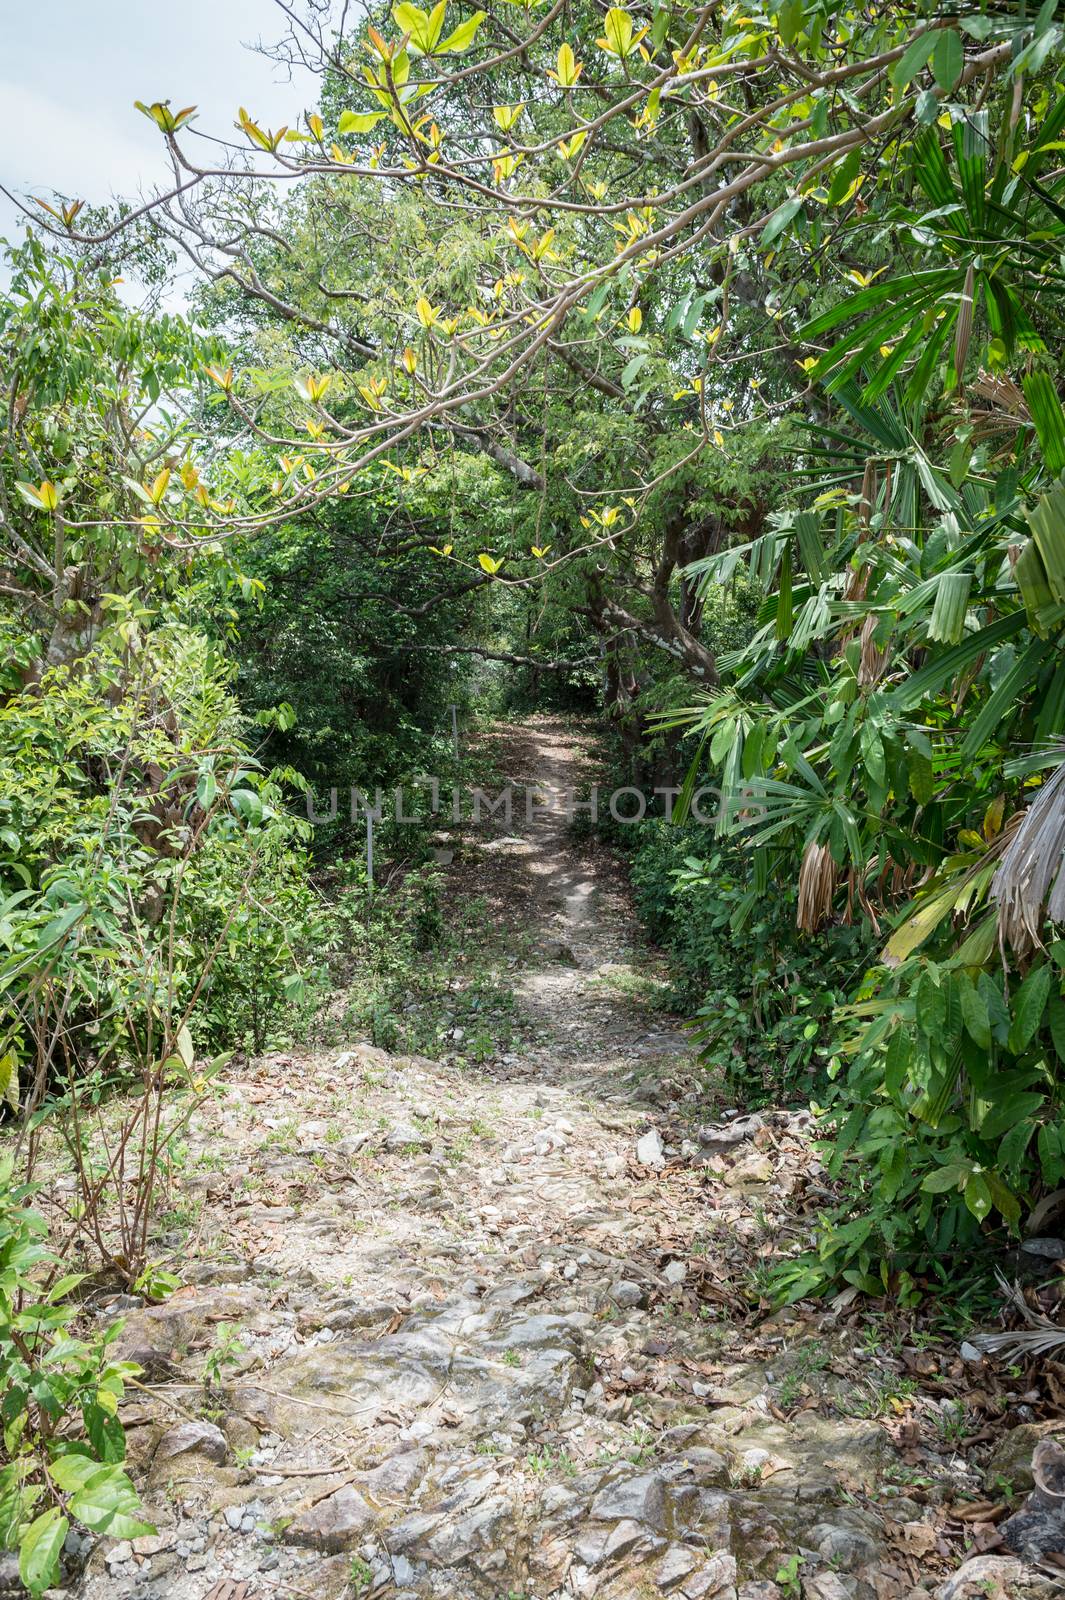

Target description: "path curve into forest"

left=77, top=719, right=1050, bottom=1600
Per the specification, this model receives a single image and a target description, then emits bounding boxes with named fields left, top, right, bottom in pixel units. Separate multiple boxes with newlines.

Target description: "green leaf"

left=83, top=1401, right=125, bottom=1463
left=230, top=788, right=264, bottom=823
left=0, top=1050, right=18, bottom=1113
left=196, top=769, right=217, bottom=809
left=959, top=975, right=991, bottom=1049
left=960, top=635, right=1051, bottom=760
left=932, top=29, right=963, bottom=91
left=19, top=1508, right=67, bottom=1597
left=999, top=1118, right=1036, bottom=1173
left=1023, top=372, right=1065, bottom=476
left=393, top=2, right=432, bottom=47
left=986, top=1172, right=1021, bottom=1229
left=1048, top=990, right=1065, bottom=1060
left=620, top=352, right=649, bottom=389
left=882, top=885, right=959, bottom=965
left=36, top=901, right=86, bottom=953
left=978, top=1091, right=1047, bottom=1142
left=176, top=1023, right=194, bottom=1071
left=915, top=969, right=947, bottom=1037
left=927, top=571, right=971, bottom=644
left=826, top=149, right=861, bottom=206
left=1008, top=964, right=1052, bottom=1054
left=889, top=611, right=1026, bottom=711
left=337, top=109, right=386, bottom=134
left=963, top=1170, right=992, bottom=1221
left=1039, top=1121, right=1064, bottom=1183
left=437, top=9, right=485, bottom=51
left=777, top=0, right=803, bottom=46
left=891, top=30, right=937, bottom=89
left=906, top=740, right=935, bottom=806
left=48, top=1453, right=102, bottom=1494
left=67, top=1466, right=154, bottom=1540
left=760, top=195, right=802, bottom=247
left=793, top=510, right=827, bottom=581
left=921, top=1161, right=968, bottom=1193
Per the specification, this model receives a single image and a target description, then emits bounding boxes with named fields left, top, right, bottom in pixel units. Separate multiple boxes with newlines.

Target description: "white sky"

left=0, top=0, right=317, bottom=252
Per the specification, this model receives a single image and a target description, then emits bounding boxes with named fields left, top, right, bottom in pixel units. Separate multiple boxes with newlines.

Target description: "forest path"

left=79, top=719, right=1035, bottom=1600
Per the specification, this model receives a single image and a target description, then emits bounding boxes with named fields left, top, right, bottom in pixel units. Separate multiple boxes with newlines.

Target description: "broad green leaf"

left=891, top=30, right=937, bottom=89
left=19, top=1508, right=67, bottom=1597
left=826, top=148, right=862, bottom=206
left=67, top=1466, right=154, bottom=1539
left=337, top=109, right=386, bottom=134
left=760, top=195, right=802, bottom=247
left=0, top=1050, right=17, bottom=1113
left=437, top=10, right=485, bottom=51
left=921, top=1161, right=968, bottom=1193
left=932, top=29, right=963, bottom=91
left=999, top=1118, right=1036, bottom=1173
left=959, top=975, right=991, bottom=1049
left=176, top=1023, right=194, bottom=1070
left=48, top=1453, right=101, bottom=1493
left=36, top=901, right=85, bottom=953
left=986, top=1172, right=1022, bottom=1228
left=1024, top=372, right=1065, bottom=476
left=927, top=571, right=971, bottom=644
left=1008, top=964, right=1052, bottom=1054
left=963, top=1170, right=992, bottom=1220
left=1048, top=990, right=1065, bottom=1060
left=882, top=886, right=958, bottom=965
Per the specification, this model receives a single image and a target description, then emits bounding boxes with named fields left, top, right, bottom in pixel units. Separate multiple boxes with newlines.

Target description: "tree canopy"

left=5, top=0, right=1065, bottom=1307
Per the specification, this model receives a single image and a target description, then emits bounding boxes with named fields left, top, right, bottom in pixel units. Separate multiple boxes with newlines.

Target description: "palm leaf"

left=889, top=611, right=1027, bottom=711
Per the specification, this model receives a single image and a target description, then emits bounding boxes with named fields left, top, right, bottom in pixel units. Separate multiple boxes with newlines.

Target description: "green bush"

left=628, top=822, right=869, bottom=1103
left=0, top=616, right=323, bottom=1099
left=227, top=510, right=474, bottom=856
left=776, top=945, right=1065, bottom=1304
left=0, top=1156, right=150, bottom=1596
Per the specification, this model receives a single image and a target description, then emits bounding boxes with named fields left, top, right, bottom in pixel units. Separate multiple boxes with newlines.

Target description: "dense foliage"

left=6, top=10, right=1065, bottom=1575
left=628, top=824, right=867, bottom=1103
left=0, top=1158, right=149, bottom=1596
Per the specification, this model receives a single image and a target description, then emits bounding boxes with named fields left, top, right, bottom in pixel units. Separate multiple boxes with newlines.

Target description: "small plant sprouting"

left=203, top=1322, right=246, bottom=1392
left=775, top=1553, right=805, bottom=1597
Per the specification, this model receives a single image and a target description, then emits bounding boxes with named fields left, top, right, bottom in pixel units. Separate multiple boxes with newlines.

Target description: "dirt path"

left=79, top=719, right=1048, bottom=1600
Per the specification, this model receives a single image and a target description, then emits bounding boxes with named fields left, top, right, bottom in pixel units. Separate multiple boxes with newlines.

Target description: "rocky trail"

left=72, top=721, right=1059, bottom=1600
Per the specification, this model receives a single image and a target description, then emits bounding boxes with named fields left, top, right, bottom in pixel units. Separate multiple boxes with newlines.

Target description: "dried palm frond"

left=967, top=367, right=1032, bottom=447
left=970, top=1326, right=1065, bottom=1360
left=968, top=1270, right=1065, bottom=1362
left=798, top=840, right=837, bottom=933
left=953, top=262, right=975, bottom=387
left=844, top=563, right=869, bottom=603
left=971, top=370, right=1029, bottom=416
left=858, top=612, right=889, bottom=687
left=991, top=757, right=1065, bottom=952
left=858, top=459, right=876, bottom=532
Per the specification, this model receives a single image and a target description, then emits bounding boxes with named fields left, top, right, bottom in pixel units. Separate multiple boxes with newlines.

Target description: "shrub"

left=0, top=618, right=325, bottom=1280
left=0, top=618, right=321, bottom=1091
left=0, top=1156, right=150, bottom=1596
left=628, top=822, right=869, bottom=1103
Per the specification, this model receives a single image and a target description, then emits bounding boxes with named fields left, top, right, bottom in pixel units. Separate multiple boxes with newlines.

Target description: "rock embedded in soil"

left=934, top=1553, right=1060, bottom=1599
left=282, top=1484, right=377, bottom=1551
left=636, top=1128, right=666, bottom=1169
left=608, top=1279, right=645, bottom=1309
left=154, top=1420, right=228, bottom=1465
left=984, top=1419, right=1065, bottom=1493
